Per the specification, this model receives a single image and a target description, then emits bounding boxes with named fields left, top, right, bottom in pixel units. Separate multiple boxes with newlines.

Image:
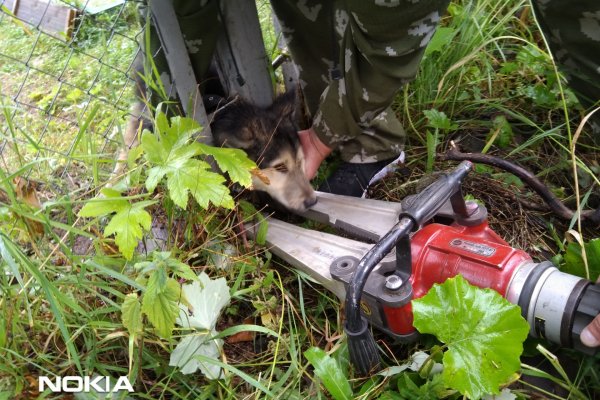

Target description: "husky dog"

left=210, top=91, right=317, bottom=212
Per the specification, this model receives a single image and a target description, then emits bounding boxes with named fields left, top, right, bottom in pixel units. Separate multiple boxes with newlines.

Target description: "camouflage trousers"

left=531, top=0, right=600, bottom=133
left=147, top=0, right=600, bottom=162
left=270, top=0, right=450, bottom=163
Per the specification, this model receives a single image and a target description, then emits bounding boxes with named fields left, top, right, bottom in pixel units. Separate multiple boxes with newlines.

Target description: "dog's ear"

left=269, top=89, right=296, bottom=119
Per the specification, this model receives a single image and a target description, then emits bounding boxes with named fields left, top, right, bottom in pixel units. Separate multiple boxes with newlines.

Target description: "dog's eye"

left=273, top=163, right=289, bottom=173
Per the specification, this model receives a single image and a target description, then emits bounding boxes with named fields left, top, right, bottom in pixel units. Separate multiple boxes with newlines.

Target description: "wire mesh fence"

left=0, top=0, right=150, bottom=194
left=0, top=0, right=281, bottom=192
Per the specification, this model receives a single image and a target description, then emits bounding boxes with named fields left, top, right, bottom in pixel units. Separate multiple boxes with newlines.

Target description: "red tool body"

left=386, top=221, right=531, bottom=335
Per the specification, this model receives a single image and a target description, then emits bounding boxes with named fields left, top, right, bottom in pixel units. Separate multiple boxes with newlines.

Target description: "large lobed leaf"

left=198, top=143, right=256, bottom=188
left=412, top=275, right=529, bottom=400
left=170, top=272, right=231, bottom=379
left=169, top=332, right=223, bottom=378
left=141, top=116, right=236, bottom=210
left=176, top=272, right=231, bottom=331
left=78, top=189, right=154, bottom=260
left=142, top=269, right=181, bottom=338
left=104, top=202, right=152, bottom=260
left=423, top=109, right=457, bottom=131
left=165, top=159, right=233, bottom=210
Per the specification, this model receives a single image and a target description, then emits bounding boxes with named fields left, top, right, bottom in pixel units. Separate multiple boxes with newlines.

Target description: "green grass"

left=1, top=0, right=599, bottom=399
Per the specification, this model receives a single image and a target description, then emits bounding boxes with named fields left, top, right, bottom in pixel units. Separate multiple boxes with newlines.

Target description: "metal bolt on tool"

left=385, top=275, right=403, bottom=291
left=465, top=200, right=479, bottom=215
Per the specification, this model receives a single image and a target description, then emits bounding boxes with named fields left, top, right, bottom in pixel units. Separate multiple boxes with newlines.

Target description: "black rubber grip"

left=400, top=161, right=472, bottom=228
left=345, top=319, right=382, bottom=375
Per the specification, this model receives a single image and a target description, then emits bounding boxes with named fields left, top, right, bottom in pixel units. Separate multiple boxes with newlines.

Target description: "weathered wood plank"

left=3, top=0, right=77, bottom=40
left=214, top=0, right=274, bottom=107
left=148, top=0, right=212, bottom=142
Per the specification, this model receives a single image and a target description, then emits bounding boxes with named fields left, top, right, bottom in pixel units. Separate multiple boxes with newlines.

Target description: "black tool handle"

left=400, top=161, right=473, bottom=228
left=345, top=162, right=473, bottom=375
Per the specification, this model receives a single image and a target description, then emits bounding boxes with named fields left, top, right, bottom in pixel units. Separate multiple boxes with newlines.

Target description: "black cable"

left=442, top=145, right=600, bottom=225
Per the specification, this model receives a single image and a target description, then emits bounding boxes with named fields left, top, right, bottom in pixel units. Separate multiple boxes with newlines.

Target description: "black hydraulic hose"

left=345, top=218, right=414, bottom=332
left=442, top=145, right=600, bottom=225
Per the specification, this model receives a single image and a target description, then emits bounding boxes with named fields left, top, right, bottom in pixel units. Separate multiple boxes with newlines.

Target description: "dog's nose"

left=304, top=196, right=318, bottom=209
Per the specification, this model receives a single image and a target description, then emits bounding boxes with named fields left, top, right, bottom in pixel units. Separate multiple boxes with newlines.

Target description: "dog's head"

left=211, top=91, right=317, bottom=212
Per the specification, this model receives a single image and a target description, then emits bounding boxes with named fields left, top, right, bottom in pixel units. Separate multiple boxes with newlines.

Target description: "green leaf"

left=396, top=372, right=446, bottom=400
left=104, top=201, right=152, bottom=260
left=78, top=188, right=126, bottom=218
left=169, top=115, right=203, bottom=145
left=520, top=84, right=556, bottom=108
left=304, top=347, right=352, bottom=400
left=474, top=164, right=495, bottom=175
left=78, top=190, right=154, bottom=260
left=166, top=159, right=234, bottom=209
left=141, top=114, right=235, bottom=210
left=412, top=275, right=529, bottom=399
left=142, top=271, right=181, bottom=338
left=425, top=27, right=456, bottom=56
left=499, top=62, right=519, bottom=74
left=486, top=115, right=514, bottom=149
left=198, top=143, right=257, bottom=188
left=127, top=144, right=144, bottom=168
left=140, top=129, right=167, bottom=165
left=492, top=172, right=524, bottom=188
left=140, top=251, right=198, bottom=281
left=423, top=109, right=457, bottom=131
left=122, top=293, right=143, bottom=336
left=145, top=165, right=169, bottom=192
left=168, top=259, right=198, bottom=281
left=563, top=238, right=600, bottom=282
left=143, top=113, right=201, bottom=162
